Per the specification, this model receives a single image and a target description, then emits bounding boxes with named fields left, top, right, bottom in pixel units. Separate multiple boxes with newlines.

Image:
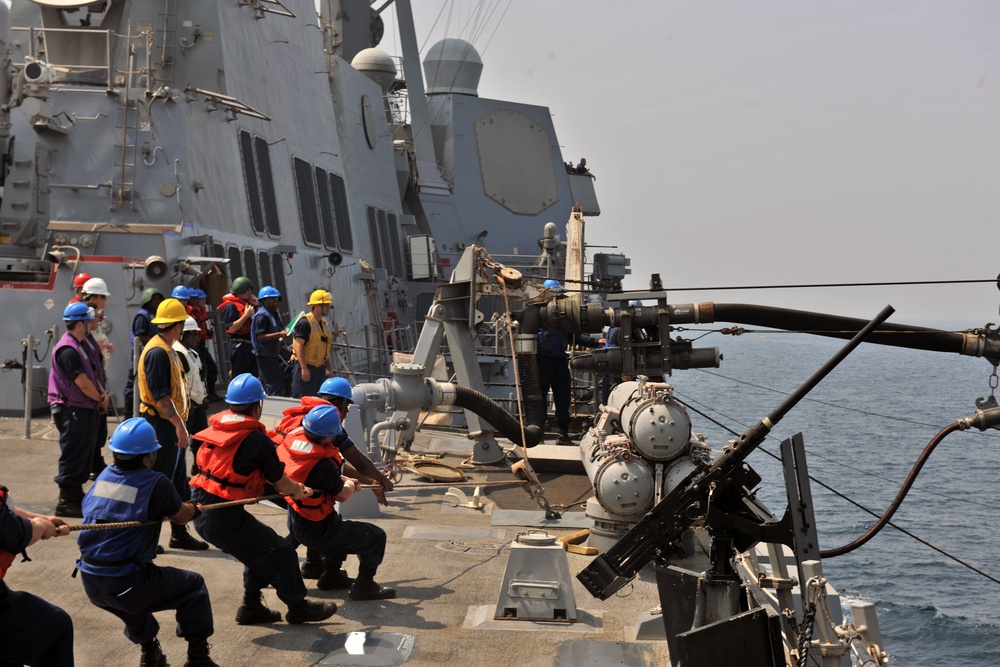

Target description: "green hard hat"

left=140, top=287, right=163, bottom=307
left=232, top=276, right=253, bottom=294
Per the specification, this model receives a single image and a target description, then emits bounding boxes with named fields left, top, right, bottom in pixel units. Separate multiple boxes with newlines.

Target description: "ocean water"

left=665, top=327, right=1000, bottom=667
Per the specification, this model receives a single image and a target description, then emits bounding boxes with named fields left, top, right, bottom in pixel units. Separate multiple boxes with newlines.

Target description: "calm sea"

left=667, top=326, right=1000, bottom=667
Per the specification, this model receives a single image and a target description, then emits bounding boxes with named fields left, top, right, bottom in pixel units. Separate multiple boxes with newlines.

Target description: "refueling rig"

left=347, top=245, right=1000, bottom=666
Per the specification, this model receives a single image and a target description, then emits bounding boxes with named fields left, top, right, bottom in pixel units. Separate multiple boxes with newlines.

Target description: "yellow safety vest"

left=294, top=312, right=333, bottom=368
left=138, top=335, right=190, bottom=422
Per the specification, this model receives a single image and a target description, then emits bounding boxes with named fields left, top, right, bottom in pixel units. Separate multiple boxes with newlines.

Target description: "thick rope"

left=68, top=493, right=286, bottom=532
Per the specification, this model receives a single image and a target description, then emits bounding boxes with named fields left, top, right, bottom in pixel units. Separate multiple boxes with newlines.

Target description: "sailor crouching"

left=190, top=374, right=337, bottom=625
left=279, top=405, right=396, bottom=601
left=76, top=418, right=217, bottom=667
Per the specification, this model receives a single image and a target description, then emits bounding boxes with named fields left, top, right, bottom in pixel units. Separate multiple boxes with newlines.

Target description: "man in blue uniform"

left=537, top=280, right=603, bottom=445
left=48, top=301, right=110, bottom=517
left=124, top=287, right=164, bottom=419
left=219, top=277, right=258, bottom=379
left=77, top=418, right=216, bottom=667
left=0, top=484, right=74, bottom=666
left=278, top=405, right=395, bottom=601
left=251, top=285, right=288, bottom=396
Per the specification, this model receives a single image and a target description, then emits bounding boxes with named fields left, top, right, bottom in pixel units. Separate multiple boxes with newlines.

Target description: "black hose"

left=517, top=353, right=547, bottom=440
left=452, top=385, right=543, bottom=448
left=821, top=421, right=962, bottom=558
left=711, top=303, right=966, bottom=355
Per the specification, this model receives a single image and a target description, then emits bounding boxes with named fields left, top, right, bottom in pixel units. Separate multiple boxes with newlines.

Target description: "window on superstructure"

left=315, top=167, right=338, bottom=250
left=366, top=207, right=383, bottom=268
left=243, top=249, right=259, bottom=289
left=330, top=173, right=353, bottom=252
left=293, top=157, right=322, bottom=247
left=254, top=137, right=281, bottom=237
left=258, top=251, right=273, bottom=291
left=210, top=243, right=225, bottom=259
left=227, top=246, right=243, bottom=285
left=239, top=131, right=266, bottom=235
left=386, top=213, right=404, bottom=277
left=271, top=254, right=291, bottom=322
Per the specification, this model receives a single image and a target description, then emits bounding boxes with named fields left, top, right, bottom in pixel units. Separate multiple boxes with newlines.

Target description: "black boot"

left=169, top=522, right=209, bottom=551
left=139, top=638, right=168, bottom=667
left=235, top=589, right=281, bottom=625
left=55, top=484, right=83, bottom=518
left=300, top=546, right=323, bottom=579
left=316, top=559, right=354, bottom=591
left=90, top=452, right=107, bottom=481
left=348, top=565, right=396, bottom=601
left=183, top=639, right=218, bottom=667
left=285, top=598, right=337, bottom=624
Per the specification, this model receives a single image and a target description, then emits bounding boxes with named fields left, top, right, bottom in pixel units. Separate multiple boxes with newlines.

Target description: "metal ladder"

left=111, top=28, right=141, bottom=209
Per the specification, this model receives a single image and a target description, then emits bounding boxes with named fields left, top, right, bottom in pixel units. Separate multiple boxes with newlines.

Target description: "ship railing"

left=12, top=26, right=114, bottom=90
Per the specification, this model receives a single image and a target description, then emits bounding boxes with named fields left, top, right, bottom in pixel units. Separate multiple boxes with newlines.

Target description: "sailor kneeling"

left=76, top=418, right=217, bottom=667
left=279, top=405, right=396, bottom=601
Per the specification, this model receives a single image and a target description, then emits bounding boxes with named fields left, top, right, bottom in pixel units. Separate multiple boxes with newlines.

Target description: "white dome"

left=423, top=38, right=482, bottom=96
left=351, top=48, right=397, bottom=93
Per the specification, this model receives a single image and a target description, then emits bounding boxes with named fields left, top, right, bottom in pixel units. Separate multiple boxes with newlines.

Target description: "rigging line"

left=691, top=367, right=1000, bottom=437
left=479, top=0, right=512, bottom=55
left=674, top=396, right=1000, bottom=586
left=673, top=392, right=1000, bottom=510
left=663, top=278, right=998, bottom=292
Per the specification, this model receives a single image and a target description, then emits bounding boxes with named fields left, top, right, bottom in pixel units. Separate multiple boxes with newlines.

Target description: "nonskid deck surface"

left=1, top=417, right=671, bottom=666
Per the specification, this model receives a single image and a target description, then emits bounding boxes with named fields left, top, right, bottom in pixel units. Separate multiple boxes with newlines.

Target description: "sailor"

left=171, top=284, right=191, bottom=306
left=536, top=280, right=603, bottom=445
left=76, top=418, right=217, bottom=667
left=0, top=483, right=74, bottom=667
left=219, top=276, right=258, bottom=379
left=574, top=157, right=596, bottom=180
left=124, top=287, right=164, bottom=419
left=268, top=376, right=394, bottom=580
left=279, top=405, right=396, bottom=600
left=190, top=373, right=337, bottom=625
left=137, top=298, right=209, bottom=552
left=251, top=285, right=288, bottom=397
left=49, top=302, right=109, bottom=517
left=177, top=317, right=209, bottom=475
left=82, top=277, right=114, bottom=480
left=290, top=289, right=335, bottom=398
left=68, top=271, right=92, bottom=304
left=187, top=287, right=219, bottom=400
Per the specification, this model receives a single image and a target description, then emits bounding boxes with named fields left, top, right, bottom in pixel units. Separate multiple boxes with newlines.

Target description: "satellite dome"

left=423, top=38, right=482, bottom=96
left=351, top=48, right=397, bottom=93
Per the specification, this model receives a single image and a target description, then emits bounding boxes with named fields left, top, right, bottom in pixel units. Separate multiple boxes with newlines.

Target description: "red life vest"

left=278, top=427, right=343, bottom=522
left=191, top=412, right=268, bottom=500
left=220, top=293, right=252, bottom=337
left=267, top=396, right=331, bottom=446
left=0, top=486, right=14, bottom=579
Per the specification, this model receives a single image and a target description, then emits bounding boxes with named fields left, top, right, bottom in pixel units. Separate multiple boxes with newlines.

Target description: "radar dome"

left=351, top=48, right=397, bottom=93
left=423, top=38, right=482, bottom=96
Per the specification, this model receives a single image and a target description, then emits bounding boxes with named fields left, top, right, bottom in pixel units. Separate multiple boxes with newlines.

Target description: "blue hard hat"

left=301, top=404, right=343, bottom=438
left=225, top=373, right=267, bottom=404
left=543, top=279, right=561, bottom=290
left=171, top=285, right=191, bottom=299
left=191, top=288, right=206, bottom=299
left=108, top=418, right=162, bottom=455
left=63, top=301, right=94, bottom=321
left=258, top=285, right=281, bottom=300
left=318, top=377, right=354, bottom=403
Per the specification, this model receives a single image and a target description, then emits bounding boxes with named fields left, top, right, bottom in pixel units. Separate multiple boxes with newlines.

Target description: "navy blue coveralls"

left=252, top=305, right=287, bottom=397
left=536, top=329, right=602, bottom=435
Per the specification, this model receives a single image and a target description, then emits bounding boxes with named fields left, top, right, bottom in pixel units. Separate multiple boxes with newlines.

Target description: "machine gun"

left=577, top=304, right=895, bottom=600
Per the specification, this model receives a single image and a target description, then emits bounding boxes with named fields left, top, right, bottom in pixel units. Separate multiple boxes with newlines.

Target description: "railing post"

left=23, top=334, right=34, bottom=438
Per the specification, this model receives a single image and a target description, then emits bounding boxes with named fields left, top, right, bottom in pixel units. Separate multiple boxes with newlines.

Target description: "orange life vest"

left=191, top=412, right=268, bottom=500
left=267, top=396, right=331, bottom=446
left=220, top=293, right=252, bottom=337
left=278, top=427, right=343, bottom=522
left=0, top=486, right=14, bottom=579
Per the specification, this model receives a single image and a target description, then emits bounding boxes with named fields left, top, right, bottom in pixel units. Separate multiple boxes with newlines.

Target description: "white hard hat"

left=183, top=317, right=200, bottom=333
left=82, top=277, right=110, bottom=296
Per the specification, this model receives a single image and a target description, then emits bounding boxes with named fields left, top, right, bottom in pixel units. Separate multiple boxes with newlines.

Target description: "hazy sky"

left=360, top=1, right=1000, bottom=328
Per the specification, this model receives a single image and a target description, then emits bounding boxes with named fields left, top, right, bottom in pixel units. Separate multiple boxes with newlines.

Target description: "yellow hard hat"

left=307, top=289, right=333, bottom=306
left=151, top=298, right=189, bottom=325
